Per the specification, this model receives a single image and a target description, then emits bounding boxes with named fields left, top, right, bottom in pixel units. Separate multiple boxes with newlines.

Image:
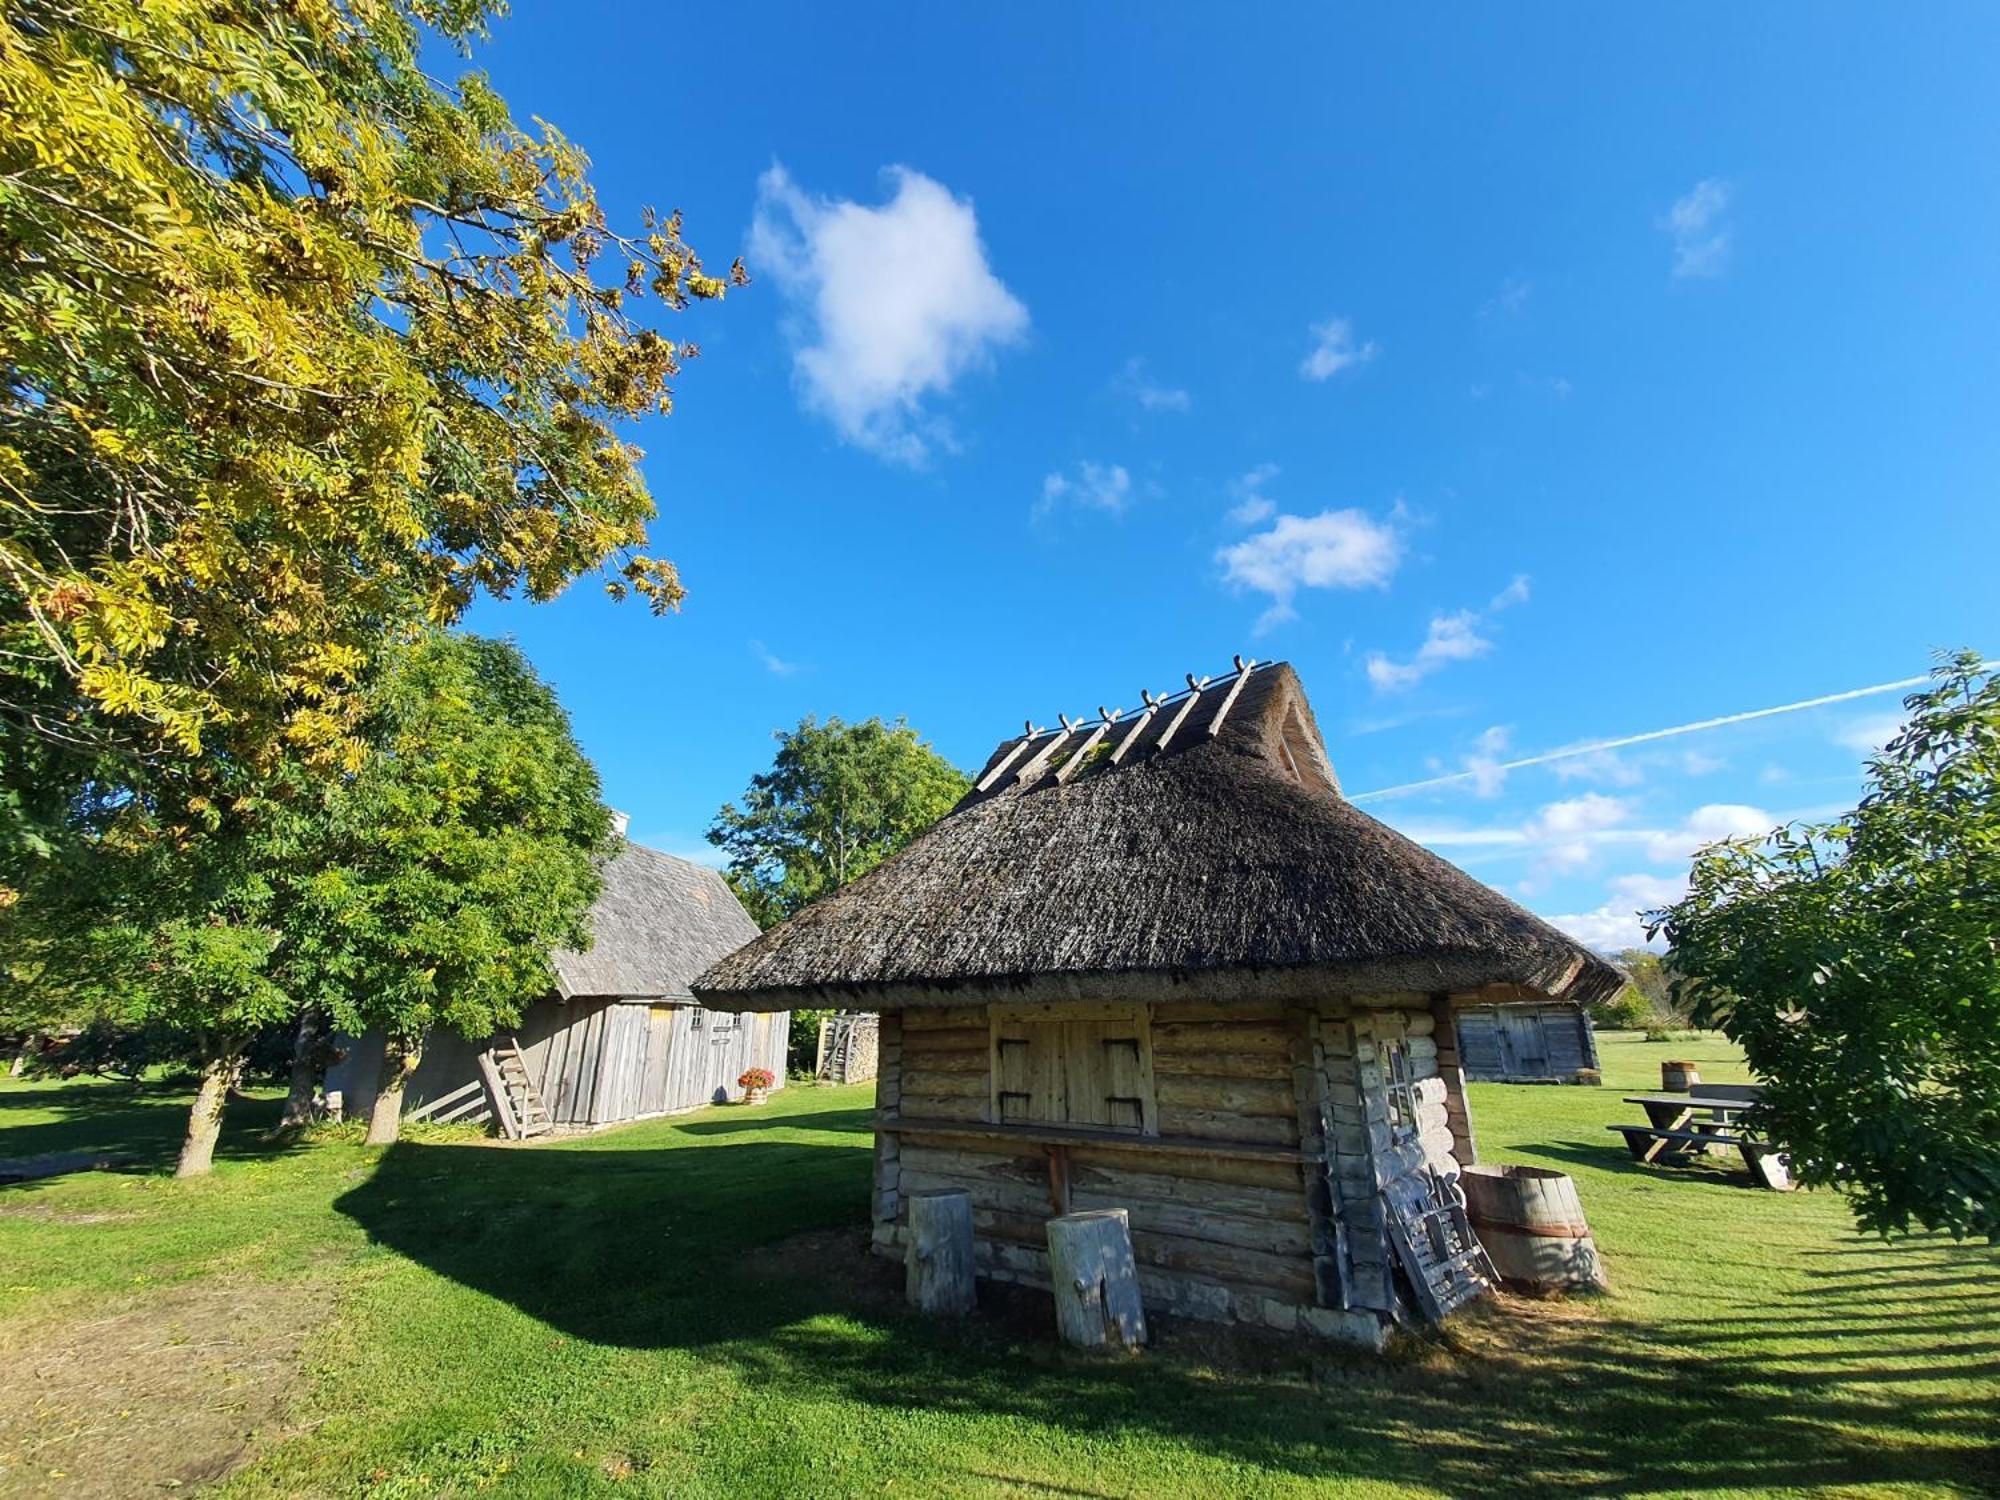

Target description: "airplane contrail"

left=1348, top=674, right=1931, bottom=803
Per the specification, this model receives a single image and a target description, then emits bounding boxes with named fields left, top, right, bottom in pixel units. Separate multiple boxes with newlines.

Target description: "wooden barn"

left=693, top=659, right=1620, bottom=1348
left=1454, top=1001, right=1601, bottom=1084
left=331, top=840, right=786, bottom=1135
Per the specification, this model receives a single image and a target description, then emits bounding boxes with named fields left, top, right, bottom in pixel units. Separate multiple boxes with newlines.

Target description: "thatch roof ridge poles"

left=976, top=724, right=1044, bottom=793
left=1205, top=655, right=1258, bottom=740
left=1109, top=691, right=1164, bottom=765
left=1054, top=710, right=1117, bottom=784
left=1153, top=674, right=1211, bottom=753
left=1012, top=724, right=1075, bottom=787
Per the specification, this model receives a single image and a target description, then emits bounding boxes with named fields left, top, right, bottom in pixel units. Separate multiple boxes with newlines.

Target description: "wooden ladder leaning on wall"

left=476, top=1037, right=555, bottom=1140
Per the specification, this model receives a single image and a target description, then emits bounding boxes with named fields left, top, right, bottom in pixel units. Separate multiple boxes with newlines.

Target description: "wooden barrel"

left=1662, top=1059, right=1701, bottom=1092
left=1460, top=1164, right=1606, bottom=1292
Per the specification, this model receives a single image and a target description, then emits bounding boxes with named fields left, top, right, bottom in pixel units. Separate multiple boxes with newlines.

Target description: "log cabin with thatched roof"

left=694, top=660, right=1619, bottom=1347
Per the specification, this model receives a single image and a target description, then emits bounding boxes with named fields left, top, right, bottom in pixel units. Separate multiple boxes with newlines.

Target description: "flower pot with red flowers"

left=738, top=1067, right=776, bottom=1105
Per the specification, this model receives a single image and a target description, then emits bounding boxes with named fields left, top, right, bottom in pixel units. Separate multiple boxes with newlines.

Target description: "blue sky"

left=458, top=5, right=2000, bottom=950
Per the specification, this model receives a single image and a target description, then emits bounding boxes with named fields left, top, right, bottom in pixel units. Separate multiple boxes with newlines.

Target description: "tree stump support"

left=906, top=1188, right=977, bottom=1316
left=1047, top=1208, right=1147, bottom=1350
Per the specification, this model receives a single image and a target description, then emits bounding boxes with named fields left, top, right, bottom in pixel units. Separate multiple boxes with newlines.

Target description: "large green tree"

left=291, top=631, right=610, bottom=1145
left=0, top=0, right=739, bottom=892
left=1654, top=652, right=1999, bottom=1240
left=708, top=715, right=970, bottom=929
left=5, top=631, right=611, bottom=1172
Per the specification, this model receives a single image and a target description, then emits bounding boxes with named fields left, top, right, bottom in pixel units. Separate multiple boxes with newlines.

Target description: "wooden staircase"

left=478, top=1037, right=554, bottom=1140
left=817, top=1012, right=878, bottom=1084
left=819, top=1015, right=856, bottom=1082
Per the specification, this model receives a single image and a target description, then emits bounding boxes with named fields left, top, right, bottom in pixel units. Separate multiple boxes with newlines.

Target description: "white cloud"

left=1466, top=725, right=1511, bottom=798
left=1481, top=277, right=1531, bottom=319
left=1226, top=463, right=1281, bottom=526
left=1549, top=904, right=1657, bottom=953
left=1525, top=793, right=1631, bottom=873
left=1643, top=803, right=1773, bottom=864
left=1548, top=870, right=1688, bottom=953
left=1681, top=751, right=1725, bottom=775
left=1299, top=317, right=1379, bottom=381
left=1367, top=611, right=1492, bottom=691
left=1037, top=461, right=1132, bottom=520
left=1610, top=871, right=1688, bottom=908
left=750, top=163, right=1028, bottom=464
left=1661, top=178, right=1734, bottom=279
left=750, top=639, right=800, bottom=676
left=1115, top=357, right=1190, bottom=413
left=1217, top=507, right=1403, bottom=632
left=1834, top=711, right=1905, bottom=756
left=1365, top=574, right=1530, bottom=692
left=1553, top=748, right=1644, bottom=787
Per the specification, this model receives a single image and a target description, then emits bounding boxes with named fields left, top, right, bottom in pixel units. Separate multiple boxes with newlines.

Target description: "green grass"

left=1, top=1034, right=1994, bottom=1498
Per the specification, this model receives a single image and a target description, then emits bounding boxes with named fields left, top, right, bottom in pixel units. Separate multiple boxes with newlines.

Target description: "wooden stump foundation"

left=906, top=1189, right=977, bottom=1316
left=1046, top=1208, right=1147, bottom=1350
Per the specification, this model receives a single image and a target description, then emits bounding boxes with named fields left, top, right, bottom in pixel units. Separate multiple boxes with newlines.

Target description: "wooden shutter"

left=1061, top=1021, right=1156, bottom=1134
left=992, top=1017, right=1064, bottom=1124
left=989, top=1005, right=1155, bottom=1135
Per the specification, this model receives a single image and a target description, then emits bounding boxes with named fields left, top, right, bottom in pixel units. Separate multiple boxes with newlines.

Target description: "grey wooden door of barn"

left=1498, top=1010, right=1550, bottom=1078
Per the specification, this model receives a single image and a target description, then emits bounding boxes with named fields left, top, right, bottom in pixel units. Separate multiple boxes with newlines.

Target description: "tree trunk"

left=905, top=1189, right=977, bottom=1316
left=9, top=1034, right=37, bottom=1078
left=1046, top=1208, right=1147, bottom=1350
left=176, top=1049, right=243, bottom=1178
left=365, top=1036, right=422, bottom=1145
left=278, top=1006, right=324, bottom=1130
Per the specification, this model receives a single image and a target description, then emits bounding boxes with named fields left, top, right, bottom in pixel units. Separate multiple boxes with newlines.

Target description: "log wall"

left=869, top=996, right=1472, bottom=1348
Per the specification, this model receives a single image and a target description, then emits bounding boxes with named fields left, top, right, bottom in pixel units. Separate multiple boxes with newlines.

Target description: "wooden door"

left=1500, top=1010, right=1550, bottom=1078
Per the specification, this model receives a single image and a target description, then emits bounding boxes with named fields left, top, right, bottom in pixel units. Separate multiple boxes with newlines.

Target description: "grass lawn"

left=0, top=1032, right=1994, bottom=1498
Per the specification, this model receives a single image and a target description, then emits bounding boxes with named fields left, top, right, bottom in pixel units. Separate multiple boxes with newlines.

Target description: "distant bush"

left=1643, top=1026, right=1700, bottom=1044
left=1592, top=986, right=1658, bottom=1031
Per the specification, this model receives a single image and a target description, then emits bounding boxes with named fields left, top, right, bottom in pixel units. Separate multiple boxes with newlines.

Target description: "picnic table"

left=1607, top=1089, right=1793, bottom=1190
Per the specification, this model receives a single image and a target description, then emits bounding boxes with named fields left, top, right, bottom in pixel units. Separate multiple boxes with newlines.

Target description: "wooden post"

left=1046, top=1208, right=1147, bottom=1350
left=1046, top=1144, right=1072, bottom=1215
left=476, top=1049, right=521, bottom=1140
left=905, top=1188, right=977, bottom=1316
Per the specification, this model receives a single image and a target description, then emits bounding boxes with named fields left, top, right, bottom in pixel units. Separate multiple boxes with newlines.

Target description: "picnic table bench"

left=1607, top=1091, right=1792, bottom=1191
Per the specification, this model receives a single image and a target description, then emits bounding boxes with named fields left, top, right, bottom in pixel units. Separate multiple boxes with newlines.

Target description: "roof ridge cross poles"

left=1153, top=673, right=1212, bottom=754
left=1205, top=656, right=1258, bottom=739
left=1110, top=690, right=1165, bottom=766
left=1054, top=707, right=1118, bottom=784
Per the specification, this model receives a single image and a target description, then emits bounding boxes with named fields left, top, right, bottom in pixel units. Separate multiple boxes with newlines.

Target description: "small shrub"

left=1593, top=986, right=1658, bottom=1031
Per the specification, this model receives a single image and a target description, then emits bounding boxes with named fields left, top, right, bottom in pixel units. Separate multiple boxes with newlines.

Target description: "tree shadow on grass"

left=0, top=1078, right=297, bottom=1174
left=667, top=1104, right=873, bottom=1138
left=336, top=1135, right=2000, bottom=1497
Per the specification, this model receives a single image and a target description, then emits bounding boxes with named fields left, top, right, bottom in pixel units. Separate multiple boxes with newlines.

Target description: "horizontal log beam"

left=880, top=1116, right=1316, bottom=1164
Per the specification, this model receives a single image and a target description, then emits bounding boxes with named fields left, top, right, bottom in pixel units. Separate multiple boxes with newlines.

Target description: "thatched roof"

left=554, top=840, right=759, bottom=1002
left=694, top=662, right=1621, bottom=1011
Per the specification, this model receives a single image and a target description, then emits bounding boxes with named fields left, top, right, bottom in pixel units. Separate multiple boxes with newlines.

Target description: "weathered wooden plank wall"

left=518, top=998, right=791, bottom=1126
